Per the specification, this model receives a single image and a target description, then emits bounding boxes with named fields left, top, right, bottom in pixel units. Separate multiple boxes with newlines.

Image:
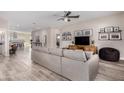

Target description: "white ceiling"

left=0, top=11, right=122, bottom=31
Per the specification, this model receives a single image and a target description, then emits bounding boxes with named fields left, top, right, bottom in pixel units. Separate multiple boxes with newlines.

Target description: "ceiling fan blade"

left=68, top=15, right=80, bottom=18
left=65, top=11, right=71, bottom=16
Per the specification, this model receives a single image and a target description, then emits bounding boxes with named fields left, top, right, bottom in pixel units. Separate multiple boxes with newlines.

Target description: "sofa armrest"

left=87, top=54, right=99, bottom=80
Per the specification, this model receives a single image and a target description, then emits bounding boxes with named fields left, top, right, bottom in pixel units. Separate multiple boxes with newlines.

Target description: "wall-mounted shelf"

left=99, top=30, right=122, bottom=33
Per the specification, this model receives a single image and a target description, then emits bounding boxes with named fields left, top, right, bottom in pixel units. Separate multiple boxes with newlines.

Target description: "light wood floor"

left=0, top=47, right=124, bottom=81
left=95, top=60, right=124, bottom=81
left=0, top=47, right=68, bottom=81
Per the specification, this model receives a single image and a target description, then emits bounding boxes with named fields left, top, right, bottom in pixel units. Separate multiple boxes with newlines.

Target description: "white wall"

left=32, top=13, right=124, bottom=60
left=60, top=13, right=124, bottom=60
left=0, top=16, right=8, bottom=56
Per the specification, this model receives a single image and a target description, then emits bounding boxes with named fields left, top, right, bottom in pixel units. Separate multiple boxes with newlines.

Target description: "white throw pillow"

left=63, top=49, right=87, bottom=62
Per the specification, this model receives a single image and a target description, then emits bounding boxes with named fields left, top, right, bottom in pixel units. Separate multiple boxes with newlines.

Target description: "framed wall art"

left=62, top=32, right=66, bottom=41
left=74, top=29, right=93, bottom=37
left=83, top=29, right=93, bottom=36
left=113, top=26, right=119, bottom=32
left=105, top=26, right=113, bottom=32
left=100, top=28, right=105, bottom=33
left=98, top=26, right=122, bottom=41
left=62, top=32, right=72, bottom=41
left=99, top=33, right=109, bottom=40
left=74, top=30, right=83, bottom=37
left=110, top=32, right=122, bottom=40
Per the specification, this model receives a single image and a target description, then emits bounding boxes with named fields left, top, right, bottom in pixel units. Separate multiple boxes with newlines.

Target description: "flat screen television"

left=75, top=36, right=90, bottom=45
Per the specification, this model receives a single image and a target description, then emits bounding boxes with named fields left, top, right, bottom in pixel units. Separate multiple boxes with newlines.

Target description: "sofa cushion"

left=63, top=49, right=87, bottom=62
left=49, top=48, right=63, bottom=56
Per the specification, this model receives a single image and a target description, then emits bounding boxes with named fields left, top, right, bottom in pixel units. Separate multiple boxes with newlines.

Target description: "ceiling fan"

left=56, top=11, right=80, bottom=22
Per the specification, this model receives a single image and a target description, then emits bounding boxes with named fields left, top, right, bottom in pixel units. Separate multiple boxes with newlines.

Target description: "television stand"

left=68, top=45, right=97, bottom=53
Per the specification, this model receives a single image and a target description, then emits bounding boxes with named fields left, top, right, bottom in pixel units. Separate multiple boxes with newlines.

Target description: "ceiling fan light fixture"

left=64, top=17, right=71, bottom=22
left=56, top=11, right=79, bottom=22
left=64, top=17, right=68, bottom=22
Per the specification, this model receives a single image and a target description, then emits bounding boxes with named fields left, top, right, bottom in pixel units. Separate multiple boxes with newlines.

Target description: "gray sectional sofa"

left=31, top=47, right=99, bottom=81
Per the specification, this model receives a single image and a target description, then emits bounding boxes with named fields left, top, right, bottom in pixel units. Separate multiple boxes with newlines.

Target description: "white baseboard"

left=120, top=57, right=124, bottom=60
